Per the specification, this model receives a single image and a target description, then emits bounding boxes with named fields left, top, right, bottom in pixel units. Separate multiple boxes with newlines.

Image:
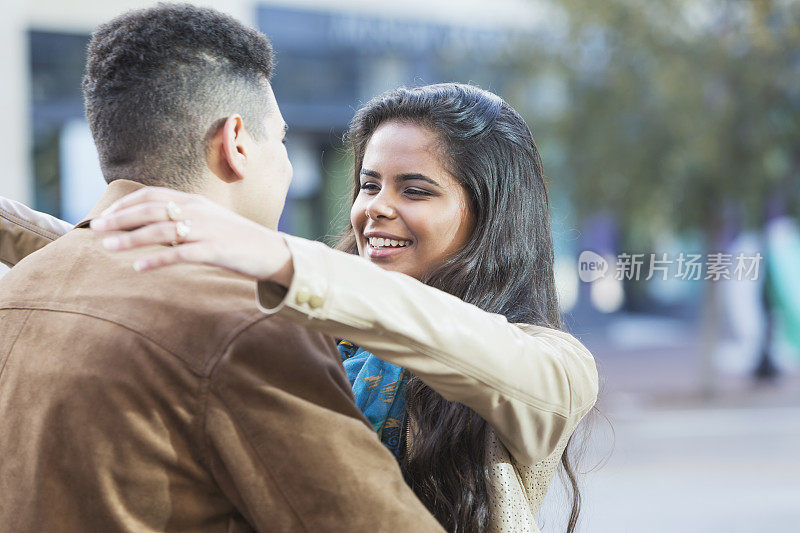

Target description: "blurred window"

left=29, top=31, right=90, bottom=219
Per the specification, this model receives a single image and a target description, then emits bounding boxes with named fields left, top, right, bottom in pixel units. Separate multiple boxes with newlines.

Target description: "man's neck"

left=198, top=176, right=236, bottom=213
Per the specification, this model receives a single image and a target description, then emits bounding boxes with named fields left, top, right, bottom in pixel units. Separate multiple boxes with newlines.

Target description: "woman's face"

left=350, top=121, right=475, bottom=280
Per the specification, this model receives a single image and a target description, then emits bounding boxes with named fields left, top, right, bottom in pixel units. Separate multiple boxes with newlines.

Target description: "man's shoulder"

left=0, top=228, right=325, bottom=374
left=206, top=306, right=350, bottom=425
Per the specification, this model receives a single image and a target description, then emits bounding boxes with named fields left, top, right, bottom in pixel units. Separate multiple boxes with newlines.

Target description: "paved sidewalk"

left=537, top=314, right=800, bottom=532
left=539, top=402, right=800, bottom=532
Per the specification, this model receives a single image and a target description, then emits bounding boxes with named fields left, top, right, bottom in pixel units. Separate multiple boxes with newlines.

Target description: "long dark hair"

left=338, top=83, right=582, bottom=532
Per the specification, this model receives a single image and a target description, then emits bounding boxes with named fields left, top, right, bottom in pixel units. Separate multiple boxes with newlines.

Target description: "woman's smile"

left=365, top=238, right=414, bottom=258
left=364, top=231, right=414, bottom=259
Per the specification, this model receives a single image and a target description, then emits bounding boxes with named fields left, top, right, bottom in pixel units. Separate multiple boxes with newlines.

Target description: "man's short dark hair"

left=83, top=3, right=275, bottom=190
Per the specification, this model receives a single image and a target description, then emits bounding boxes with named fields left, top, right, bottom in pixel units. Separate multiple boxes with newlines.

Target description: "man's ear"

left=208, top=114, right=247, bottom=183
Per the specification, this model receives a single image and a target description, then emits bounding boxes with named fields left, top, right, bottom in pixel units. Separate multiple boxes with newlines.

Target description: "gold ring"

left=166, top=201, right=182, bottom=222
left=171, top=220, right=191, bottom=246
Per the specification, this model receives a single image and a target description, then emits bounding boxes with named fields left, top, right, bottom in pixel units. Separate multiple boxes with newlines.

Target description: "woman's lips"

left=365, top=241, right=412, bottom=259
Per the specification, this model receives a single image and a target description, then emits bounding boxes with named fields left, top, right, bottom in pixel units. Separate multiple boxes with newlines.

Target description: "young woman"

left=1, top=83, right=597, bottom=532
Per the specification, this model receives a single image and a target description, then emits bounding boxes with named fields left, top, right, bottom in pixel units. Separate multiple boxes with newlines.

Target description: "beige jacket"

left=0, top=195, right=598, bottom=532
left=0, top=195, right=74, bottom=267
left=257, top=237, right=598, bottom=532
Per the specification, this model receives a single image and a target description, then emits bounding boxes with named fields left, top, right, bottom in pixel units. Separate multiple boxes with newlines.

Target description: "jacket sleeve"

left=0, top=196, right=72, bottom=267
left=200, top=315, right=443, bottom=532
left=255, top=235, right=599, bottom=466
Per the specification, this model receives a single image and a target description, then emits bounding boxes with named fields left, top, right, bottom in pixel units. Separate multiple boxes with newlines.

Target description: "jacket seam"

left=201, top=314, right=274, bottom=378
left=573, top=398, right=598, bottom=418
left=193, top=375, right=214, bottom=475
left=196, top=314, right=275, bottom=468
left=200, top=315, right=311, bottom=532
left=0, top=304, right=209, bottom=378
left=0, top=207, right=64, bottom=242
left=0, top=309, right=33, bottom=381
left=203, top=391, right=310, bottom=532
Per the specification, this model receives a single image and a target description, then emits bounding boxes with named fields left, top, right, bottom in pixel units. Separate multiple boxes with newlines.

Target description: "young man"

left=0, top=5, right=441, bottom=532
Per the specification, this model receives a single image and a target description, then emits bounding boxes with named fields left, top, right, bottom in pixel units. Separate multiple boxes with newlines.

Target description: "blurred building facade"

left=8, top=0, right=780, bottom=325
left=2, top=0, right=542, bottom=239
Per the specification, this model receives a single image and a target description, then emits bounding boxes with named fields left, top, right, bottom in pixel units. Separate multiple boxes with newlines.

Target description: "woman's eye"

left=405, top=188, right=431, bottom=197
left=360, top=183, right=380, bottom=192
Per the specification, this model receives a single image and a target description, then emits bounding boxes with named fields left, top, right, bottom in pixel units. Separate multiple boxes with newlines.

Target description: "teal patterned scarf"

left=338, top=340, right=408, bottom=458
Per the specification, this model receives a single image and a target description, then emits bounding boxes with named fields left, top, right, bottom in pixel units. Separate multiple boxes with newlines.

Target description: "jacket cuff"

left=0, top=198, right=71, bottom=267
left=255, top=234, right=332, bottom=320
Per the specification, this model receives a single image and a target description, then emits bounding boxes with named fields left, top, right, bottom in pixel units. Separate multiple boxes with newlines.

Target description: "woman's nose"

left=365, top=192, right=397, bottom=220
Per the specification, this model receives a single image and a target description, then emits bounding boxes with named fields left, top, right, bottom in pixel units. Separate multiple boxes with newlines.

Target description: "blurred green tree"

left=512, top=0, right=800, bottom=391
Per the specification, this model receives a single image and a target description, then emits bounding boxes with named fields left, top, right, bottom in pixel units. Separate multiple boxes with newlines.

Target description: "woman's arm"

left=90, top=187, right=598, bottom=465
left=257, top=236, right=599, bottom=466
left=0, top=196, right=73, bottom=267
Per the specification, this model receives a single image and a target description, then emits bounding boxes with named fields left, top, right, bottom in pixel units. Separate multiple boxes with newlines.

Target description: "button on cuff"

left=281, top=235, right=332, bottom=319
left=308, top=294, right=324, bottom=309
left=295, top=289, right=311, bottom=305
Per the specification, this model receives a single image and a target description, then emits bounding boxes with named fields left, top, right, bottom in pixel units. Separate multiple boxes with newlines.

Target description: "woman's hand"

left=90, top=187, right=294, bottom=286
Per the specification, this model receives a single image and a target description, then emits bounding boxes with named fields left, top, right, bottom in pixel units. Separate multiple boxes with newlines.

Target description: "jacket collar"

left=75, top=180, right=147, bottom=229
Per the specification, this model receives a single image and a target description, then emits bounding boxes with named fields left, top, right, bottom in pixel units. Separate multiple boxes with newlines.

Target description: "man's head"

left=83, top=3, right=291, bottom=227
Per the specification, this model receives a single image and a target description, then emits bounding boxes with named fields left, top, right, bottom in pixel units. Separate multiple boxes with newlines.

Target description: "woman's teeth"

left=368, top=237, right=412, bottom=248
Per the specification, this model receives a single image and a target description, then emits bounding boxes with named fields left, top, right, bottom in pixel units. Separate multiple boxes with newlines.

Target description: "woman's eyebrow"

left=360, top=168, right=441, bottom=188
left=360, top=168, right=380, bottom=179
left=396, top=173, right=441, bottom=188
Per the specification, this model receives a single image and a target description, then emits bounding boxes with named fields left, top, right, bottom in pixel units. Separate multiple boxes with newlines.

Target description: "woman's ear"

left=208, top=114, right=247, bottom=183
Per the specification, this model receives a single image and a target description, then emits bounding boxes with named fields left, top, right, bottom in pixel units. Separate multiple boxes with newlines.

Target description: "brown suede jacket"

left=0, top=181, right=442, bottom=532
